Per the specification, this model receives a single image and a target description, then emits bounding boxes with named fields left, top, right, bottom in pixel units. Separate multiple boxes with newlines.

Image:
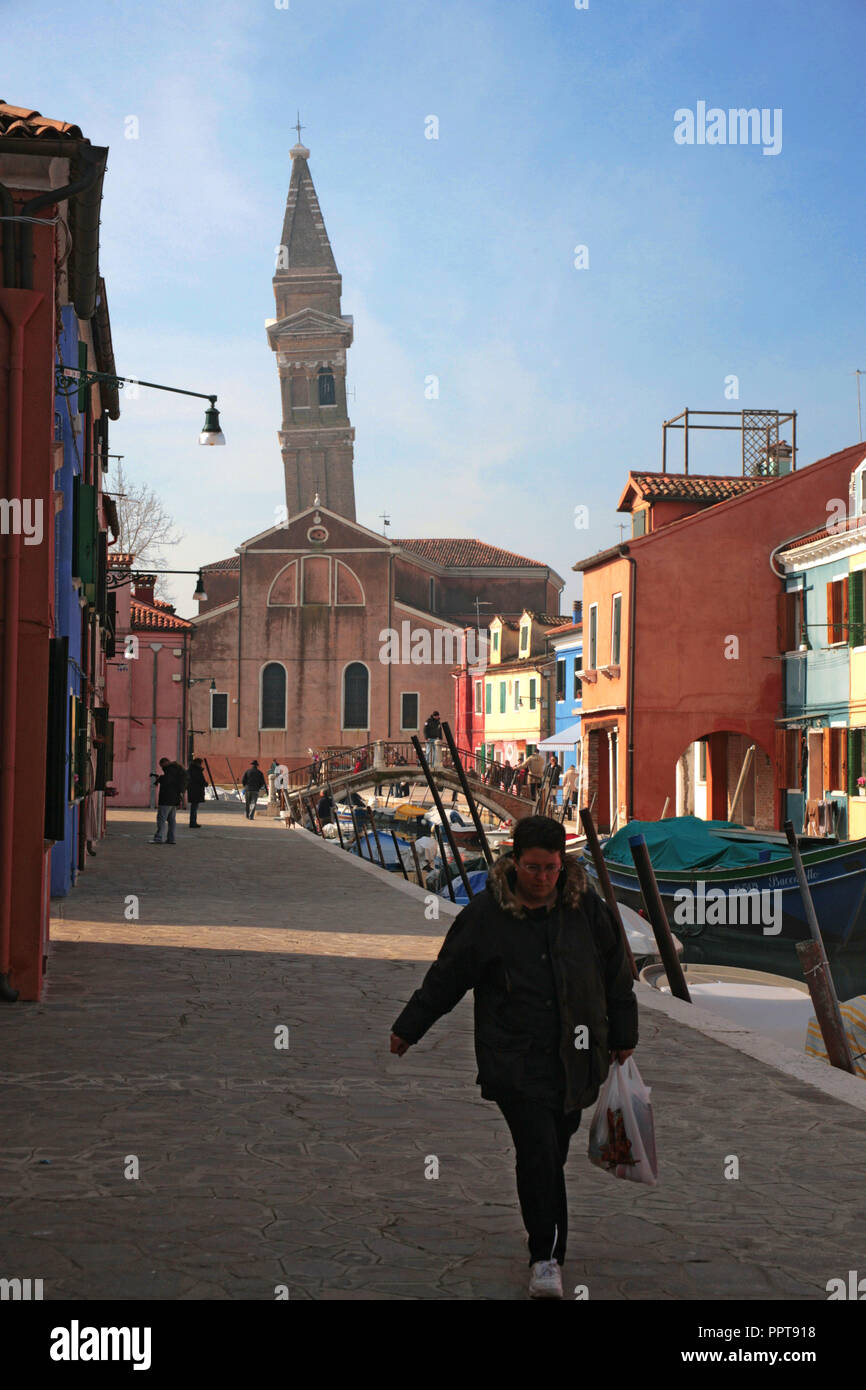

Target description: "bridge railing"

left=284, top=740, right=537, bottom=800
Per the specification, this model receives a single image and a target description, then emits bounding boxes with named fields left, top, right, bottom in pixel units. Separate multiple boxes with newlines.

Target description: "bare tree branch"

left=106, top=461, right=184, bottom=597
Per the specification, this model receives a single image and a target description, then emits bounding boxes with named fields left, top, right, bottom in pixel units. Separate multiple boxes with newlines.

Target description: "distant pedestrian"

left=242, top=760, right=266, bottom=819
left=187, top=757, right=207, bottom=827
left=316, top=790, right=334, bottom=826
left=423, top=710, right=442, bottom=768
left=151, top=758, right=187, bottom=844
left=390, top=815, right=637, bottom=1299
left=502, top=760, right=514, bottom=791
left=561, top=764, right=577, bottom=819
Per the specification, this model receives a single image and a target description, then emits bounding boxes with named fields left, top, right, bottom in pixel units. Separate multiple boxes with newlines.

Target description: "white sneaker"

left=529, top=1260, right=563, bottom=1299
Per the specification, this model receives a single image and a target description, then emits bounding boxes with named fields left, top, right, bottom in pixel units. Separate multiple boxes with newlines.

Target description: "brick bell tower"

left=266, top=135, right=356, bottom=521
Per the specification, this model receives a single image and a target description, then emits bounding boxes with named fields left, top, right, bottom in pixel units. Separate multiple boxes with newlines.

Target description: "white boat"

left=640, top=961, right=813, bottom=1050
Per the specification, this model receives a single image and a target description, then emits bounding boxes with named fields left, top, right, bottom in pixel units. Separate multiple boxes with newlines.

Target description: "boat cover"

left=602, top=816, right=790, bottom=871
left=805, top=996, right=866, bottom=1078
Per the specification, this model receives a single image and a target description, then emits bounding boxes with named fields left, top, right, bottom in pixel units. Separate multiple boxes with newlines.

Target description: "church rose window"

left=318, top=370, right=336, bottom=406
left=261, top=663, right=287, bottom=729
left=343, top=662, right=369, bottom=730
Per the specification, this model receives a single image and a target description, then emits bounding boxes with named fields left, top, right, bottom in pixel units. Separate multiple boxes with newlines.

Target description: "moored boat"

left=583, top=816, right=866, bottom=999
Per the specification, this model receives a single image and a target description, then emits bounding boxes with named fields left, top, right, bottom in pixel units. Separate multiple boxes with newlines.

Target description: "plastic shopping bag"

left=588, top=1057, right=658, bottom=1186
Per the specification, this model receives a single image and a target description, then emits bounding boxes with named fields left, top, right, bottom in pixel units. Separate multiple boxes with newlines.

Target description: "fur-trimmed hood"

left=487, top=854, right=590, bottom=918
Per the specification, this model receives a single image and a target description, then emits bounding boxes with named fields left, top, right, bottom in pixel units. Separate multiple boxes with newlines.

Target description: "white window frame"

left=610, top=592, right=622, bottom=666
left=210, top=690, right=229, bottom=731
left=400, top=691, right=420, bottom=732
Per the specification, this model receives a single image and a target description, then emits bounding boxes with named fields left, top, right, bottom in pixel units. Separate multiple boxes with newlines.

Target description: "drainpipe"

left=0, top=286, right=42, bottom=1000
left=618, top=545, right=636, bottom=821
left=149, top=643, right=163, bottom=807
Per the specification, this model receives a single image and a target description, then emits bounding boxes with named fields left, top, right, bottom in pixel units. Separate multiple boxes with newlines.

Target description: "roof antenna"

left=380, top=512, right=391, bottom=536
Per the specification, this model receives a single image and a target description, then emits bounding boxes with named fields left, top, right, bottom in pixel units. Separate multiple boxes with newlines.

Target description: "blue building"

left=538, top=606, right=582, bottom=798
left=775, top=485, right=866, bottom=841
left=50, top=283, right=119, bottom=895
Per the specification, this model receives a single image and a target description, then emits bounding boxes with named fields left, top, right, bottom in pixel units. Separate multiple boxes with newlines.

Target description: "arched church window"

left=318, top=370, right=336, bottom=406
left=260, top=662, right=287, bottom=730
left=343, top=662, right=369, bottom=730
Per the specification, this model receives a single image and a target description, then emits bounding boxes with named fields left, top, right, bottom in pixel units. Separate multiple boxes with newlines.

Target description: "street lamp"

left=55, top=367, right=226, bottom=446
left=189, top=677, right=216, bottom=691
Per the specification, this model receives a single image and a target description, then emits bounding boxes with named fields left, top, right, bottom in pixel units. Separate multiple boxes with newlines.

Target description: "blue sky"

left=8, top=0, right=866, bottom=612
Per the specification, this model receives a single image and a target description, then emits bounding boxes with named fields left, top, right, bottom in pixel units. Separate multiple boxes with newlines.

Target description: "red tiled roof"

left=546, top=621, right=580, bottom=636
left=779, top=515, right=866, bottom=552
left=619, top=472, right=771, bottom=511
left=394, top=538, right=548, bottom=569
left=201, top=556, right=240, bottom=572
left=130, top=601, right=191, bottom=633
left=0, top=102, right=83, bottom=140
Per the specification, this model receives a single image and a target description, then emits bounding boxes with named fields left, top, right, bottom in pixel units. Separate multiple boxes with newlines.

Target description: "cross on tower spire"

left=294, top=112, right=305, bottom=146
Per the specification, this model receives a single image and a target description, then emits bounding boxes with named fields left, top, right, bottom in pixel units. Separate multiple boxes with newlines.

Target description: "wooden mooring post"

left=579, top=808, right=638, bottom=981
left=784, top=821, right=855, bottom=1074
left=628, top=833, right=691, bottom=1002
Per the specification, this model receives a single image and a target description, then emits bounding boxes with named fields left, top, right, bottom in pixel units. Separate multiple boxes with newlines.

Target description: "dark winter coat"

left=242, top=766, right=266, bottom=794
left=187, top=765, right=207, bottom=802
left=392, top=856, right=638, bottom=1114
left=157, top=762, right=188, bottom=806
left=424, top=715, right=442, bottom=740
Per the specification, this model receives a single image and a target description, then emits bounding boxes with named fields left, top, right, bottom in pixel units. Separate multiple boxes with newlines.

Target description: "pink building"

left=105, top=563, right=193, bottom=806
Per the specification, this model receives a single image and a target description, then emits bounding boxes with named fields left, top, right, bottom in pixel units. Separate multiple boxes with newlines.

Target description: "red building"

left=105, top=563, right=193, bottom=806
left=575, top=443, right=866, bottom=832
left=0, top=104, right=114, bottom=1000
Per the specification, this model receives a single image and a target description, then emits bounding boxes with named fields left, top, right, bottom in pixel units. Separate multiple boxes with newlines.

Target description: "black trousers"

left=496, top=1094, right=582, bottom=1265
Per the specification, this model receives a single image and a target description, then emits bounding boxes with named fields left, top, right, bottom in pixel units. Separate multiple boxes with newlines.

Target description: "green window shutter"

left=529, top=677, right=537, bottom=711
left=612, top=596, right=622, bottom=664
left=72, top=479, right=98, bottom=597
left=499, top=681, right=506, bottom=714
left=485, top=682, right=491, bottom=714
left=850, top=572, right=865, bottom=648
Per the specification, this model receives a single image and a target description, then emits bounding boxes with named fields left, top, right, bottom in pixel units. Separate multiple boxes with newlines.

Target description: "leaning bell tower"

left=266, top=136, right=356, bottom=521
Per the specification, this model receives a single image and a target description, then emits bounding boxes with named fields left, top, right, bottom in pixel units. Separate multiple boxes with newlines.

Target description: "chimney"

left=133, top=574, right=156, bottom=607
left=572, top=598, right=582, bottom=626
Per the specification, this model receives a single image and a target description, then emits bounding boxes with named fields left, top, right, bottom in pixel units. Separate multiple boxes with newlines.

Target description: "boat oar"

left=390, top=831, right=409, bottom=881
left=434, top=824, right=457, bottom=903
left=367, top=807, right=388, bottom=869
left=411, top=735, right=474, bottom=900
left=440, top=720, right=494, bottom=868
left=580, top=808, right=638, bottom=980
left=628, top=834, right=691, bottom=1002
left=784, top=821, right=856, bottom=1074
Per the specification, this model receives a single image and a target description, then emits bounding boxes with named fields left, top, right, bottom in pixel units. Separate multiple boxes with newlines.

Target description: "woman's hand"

left=610, top=1048, right=635, bottom=1064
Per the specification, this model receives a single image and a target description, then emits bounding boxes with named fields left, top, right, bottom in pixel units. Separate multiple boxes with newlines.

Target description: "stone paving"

left=1, top=801, right=865, bottom=1301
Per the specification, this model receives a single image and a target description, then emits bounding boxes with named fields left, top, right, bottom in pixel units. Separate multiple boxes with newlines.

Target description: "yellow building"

left=482, top=611, right=561, bottom=765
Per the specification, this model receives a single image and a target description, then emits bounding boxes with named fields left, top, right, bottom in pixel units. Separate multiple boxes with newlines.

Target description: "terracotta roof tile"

left=0, top=102, right=83, bottom=139
left=201, top=556, right=240, bottom=572
left=620, top=472, right=771, bottom=509
left=780, top=515, right=866, bottom=552
left=394, top=538, right=548, bottom=569
left=130, top=601, right=191, bottom=633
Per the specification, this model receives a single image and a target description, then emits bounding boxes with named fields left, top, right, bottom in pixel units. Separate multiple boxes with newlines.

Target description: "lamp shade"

left=193, top=570, right=208, bottom=601
left=199, top=399, right=225, bottom=446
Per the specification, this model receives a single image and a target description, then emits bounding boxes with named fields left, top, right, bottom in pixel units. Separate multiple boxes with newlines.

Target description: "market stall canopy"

left=538, top=721, right=582, bottom=750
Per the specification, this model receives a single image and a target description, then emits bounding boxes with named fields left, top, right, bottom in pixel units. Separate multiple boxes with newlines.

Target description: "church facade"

left=190, top=141, right=563, bottom=774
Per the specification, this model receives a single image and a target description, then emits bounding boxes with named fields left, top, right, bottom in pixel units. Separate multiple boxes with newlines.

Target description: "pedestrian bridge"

left=281, top=741, right=536, bottom=825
